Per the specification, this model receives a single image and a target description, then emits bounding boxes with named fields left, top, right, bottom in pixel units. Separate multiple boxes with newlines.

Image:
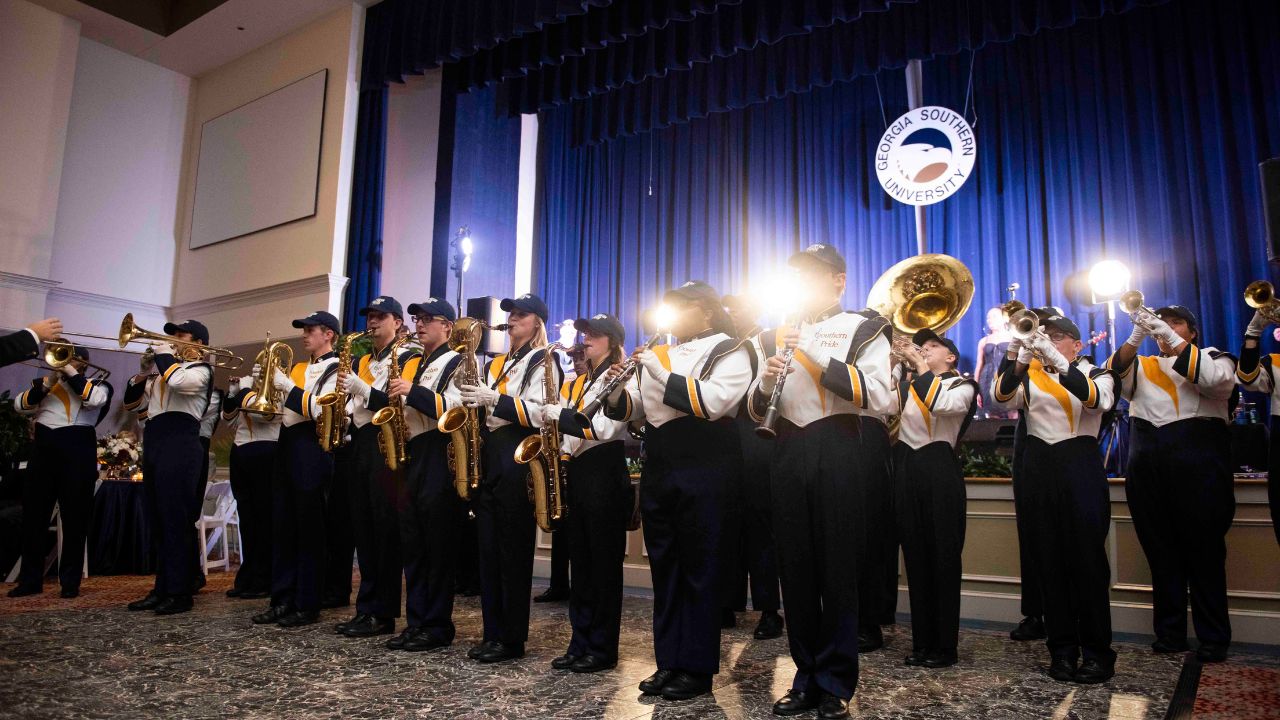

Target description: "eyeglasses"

left=1046, top=331, right=1070, bottom=342
left=413, top=316, right=445, bottom=325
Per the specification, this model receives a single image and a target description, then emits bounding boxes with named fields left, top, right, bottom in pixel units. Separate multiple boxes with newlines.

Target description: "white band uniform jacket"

left=609, top=332, right=754, bottom=428
left=1107, top=344, right=1237, bottom=426
left=402, top=345, right=466, bottom=438
left=486, top=345, right=564, bottom=432
left=280, top=353, right=339, bottom=429
left=895, top=369, right=977, bottom=450
left=15, top=373, right=111, bottom=429
left=222, top=388, right=283, bottom=444
left=994, top=358, right=1116, bottom=443
left=1237, top=346, right=1280, bottom=416
left=123, top=356, right=213, bottom=421
left=557, top=363, right=630, bottom=457
left=351, top=345, right=423, bottom=429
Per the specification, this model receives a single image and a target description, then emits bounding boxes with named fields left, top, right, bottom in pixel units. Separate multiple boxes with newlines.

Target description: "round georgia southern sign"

left=875, top=106, right=976, bottom=206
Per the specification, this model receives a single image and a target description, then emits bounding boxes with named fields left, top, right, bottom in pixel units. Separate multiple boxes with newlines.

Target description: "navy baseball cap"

left=574, top=313, right=626, bottom=346
left=359, top=296, right=403, bottom=319
left=1155, top=305, right=1199, bottom=335
left=407, top=298, right=457, bottom=322
left=788, top=243, right=847, bottom=274
left=664, top=280, right=721, bottom=305
left=1041, top=314, right=1082, bottom=341
left=912, top=329, right=960, bottom=361
left=163, top=319, right=209, bottom=345
left=500, top=293, right=549, bottom=324
left=292, top=310, right=341, bottom=335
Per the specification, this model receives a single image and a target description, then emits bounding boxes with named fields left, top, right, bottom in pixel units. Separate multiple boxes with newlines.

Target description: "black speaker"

left=466, top=296, right=506, bottom=356
left=1261, top=157, right=1280, bottom=264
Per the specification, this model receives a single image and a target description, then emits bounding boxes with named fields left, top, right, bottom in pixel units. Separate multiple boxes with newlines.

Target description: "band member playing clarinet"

left=1108, top=305, right=1237, bottom=662
left=747, top=245, right=893, bottom=719
left=1237, top=306, right=1280, bottom=545
left=892, top=331, right=976, bottom=669
left=458, top=293, right=563, bottom=663
left=995, top=313, right=1117, bottom=683
left=603, top=281, right=753, bottom=701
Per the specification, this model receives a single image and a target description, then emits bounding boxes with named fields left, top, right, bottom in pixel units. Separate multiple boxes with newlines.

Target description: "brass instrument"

left=244, top=333, right=293, bottom=417
left=1009, top=308, right=1048, bottom=343
left=316, top=330, right=367, bottom=452
left=52, top=313, right=242, bottom=368
left=515, top=342, right=569, bottom=533
left=371, top=334, right=412, bottom=470
left=1245, top=280, right=1280, bottom=324
left=867, top=253, right=975, bottom=343
left=1118, top=290, right=1161, bottom=330
left=18, top=339, right=111, bottom=381
left=438, top=318, right=486, bottom=500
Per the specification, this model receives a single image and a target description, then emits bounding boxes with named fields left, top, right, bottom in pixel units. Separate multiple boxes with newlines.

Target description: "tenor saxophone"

left=316, top=330, right=367, bottom=452
left=371, top=334, right=412, bottom=470
left=437, top=318, right=485, bottom=500
left=514, top=343, right=568, bottom=533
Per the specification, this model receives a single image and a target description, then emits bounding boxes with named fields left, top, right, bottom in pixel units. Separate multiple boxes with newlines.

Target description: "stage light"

left=1088, top=260, right=1130, bottom=302
left=749, top=269, right=810, bottom=324
left=557, top=319, right=577, bottom=348
left=460, top=234, right=473, bottom=273
left=649, top=303, right=676, bottom=332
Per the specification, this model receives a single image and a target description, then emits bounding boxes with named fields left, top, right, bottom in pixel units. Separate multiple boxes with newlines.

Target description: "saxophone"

left=371, top=334, right=412, bottom=470
left=316, top=330, right=367, bottom=452
left=514, top=343, right=568, bottom=533
left=437, top=318, right=485, bottom=500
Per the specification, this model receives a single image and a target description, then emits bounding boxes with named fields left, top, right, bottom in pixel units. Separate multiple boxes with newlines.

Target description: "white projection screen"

left=189, top=69, right=327, bottom=249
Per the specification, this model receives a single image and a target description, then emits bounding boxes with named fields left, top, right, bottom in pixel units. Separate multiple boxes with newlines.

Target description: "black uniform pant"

left=144, top=414, right=203, bottom=598
left=1126, top=418, right=1234, bottom=649
left=548, top=525, right=570, bottom=591
left=565, top=441, right=631, bottom=661
left=324, top=443, right=356, bottom=603
left=719, top=426, right=745, bottom=613
left=475, top=425, right=538, bottom=645
left=1022, top=435, right=1114, bottom=664
left=772, top=415, right=868, bottom=700
left=732, top=416, right=781, bottom=612
left=18, top=425, right=96, bottom=591
left=270, top=423, right=332, bottom=611
left=860, top=418, right=898, bottom=627
left=350, top=423, right=402, bottom=619
left=400, top=431, right=462, bottom=641
left=642, top=416, right=735, bottom=676
left=1011, top=418, right=1044, bottom=619
left=228, top=440, right=276, bottom=593
left=1269, top=417, right=1280, bottom=547
left=893, top=441, right=966, bottom=653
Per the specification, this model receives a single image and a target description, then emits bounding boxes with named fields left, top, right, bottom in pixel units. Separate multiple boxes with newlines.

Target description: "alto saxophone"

left=372, top=334, right=412, bottom=470
left=514, top=343, right=568, bottom=533
left=316, top=330, right=367, bottom=452
left=438, top=318, right=486, bottom=500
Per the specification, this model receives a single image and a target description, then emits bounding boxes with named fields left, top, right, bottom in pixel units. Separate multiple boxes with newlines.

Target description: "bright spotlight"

left=1089, top=260, right=1131, bottom=302
left=649, top=303, right=676, bottom=332
left=557, top=319, right=576, bottom=348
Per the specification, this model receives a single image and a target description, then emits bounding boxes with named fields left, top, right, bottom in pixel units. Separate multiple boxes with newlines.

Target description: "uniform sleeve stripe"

left=1238, top=364, right=1261, bottom=383
left=162, top=364, right=179, bottom=382
left=923, top=376, right=941, bottom=411
left=686, top=377, right=705, bottom=418
left=80, top=381, right=93, bottom=400
left=435, top=394, right=444, bottom=417
left=992, top=373, right=1017, bottom=402
left=302, top=391, right=311, bottom=420
left=1084, top=377, right=1099, bottom=408
left=514, top=399, right=529, bottom=426
left=20, top=391, right=33, bottom=410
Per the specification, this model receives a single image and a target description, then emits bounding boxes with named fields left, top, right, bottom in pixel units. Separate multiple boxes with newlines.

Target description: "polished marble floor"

left=0, top=576, right=1202, bottom=719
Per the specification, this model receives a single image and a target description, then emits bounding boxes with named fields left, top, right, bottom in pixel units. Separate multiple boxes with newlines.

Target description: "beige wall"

left=172, top=4, right=363, bottom=347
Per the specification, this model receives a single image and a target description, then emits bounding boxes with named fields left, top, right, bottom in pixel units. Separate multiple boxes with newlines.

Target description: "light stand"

left=450, top=226, right=473, bottom=314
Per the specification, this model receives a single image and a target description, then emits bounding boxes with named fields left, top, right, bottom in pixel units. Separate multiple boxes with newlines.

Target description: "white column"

left=513, top=113, right=539, bottom=297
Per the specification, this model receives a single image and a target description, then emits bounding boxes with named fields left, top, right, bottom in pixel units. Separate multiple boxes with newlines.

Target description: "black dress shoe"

left=403, top=632, right=448, bottom=652
left=60, top=588, right=79, bottom=599
left=1073, top=659, right=1114, bottom=684
left=754, top=611, right=785, bottom=640
left=551, top=653, right=582, bottom=670
left=639, top=668, right=675, bottom=695
left=476, top=641, right=525, bottom=663
left=533, top=587, right=569, bottom=603
left=923, top=649, right=958, bottom=668
left=334, top=613, right=370, bottom=634
left=387, top=627, right=416, bottom=650
left=817, top=694, right=850, bottom=720
left=1010, top=616, right=1046, bottom=641
left=343, top=616, right=395, bottom=637
left=277, top=610, right=319, bottom=628
left=1196, top=645, right=1228, bottom=663
left=154, top=596, right=193, bottom=615
left=253, top=604, right=296, bottom=625
left=226, top=587, right=243, bottom=598
left=127, top=592, right=162, bottom=611
left=237, top=590, right=270, bottom=600
left=772, top=689, right=820, bottom=716
left=903, top=651, right=929, bottom=667
left=660, top=671, right=712, bottom=701
left=319, top=595, right=350, bottom=609
left=857, top=630, right=884, bottom=652
left=720, top=608, right=737, bottom=629
left=7, top=584, right=41, bottom=598
left=1151, top=638, right=1189, bottom=653
left=1048, top=656, right=1078, bottom=682
left=468, top=640, right=499, bottom=660
left=570, top=655, right=616, bottom=673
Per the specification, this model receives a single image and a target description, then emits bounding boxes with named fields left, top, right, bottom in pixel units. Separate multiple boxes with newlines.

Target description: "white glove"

left=341, top=373, right=371, bottom=400
left=250, top=363, right=263, bottom=383
left=1016, top=343, right=1036, bottom=367
left=1246, top=310, right=1269, bottom=339
left=1143, top=315, right=1182, bottom=348
left=60, top=363, right=79, bottom=377
left=153, top=342, right=176, bottom=357
left=637, top=349, right=671, bottom=385
left=139, top=350, right=155, bottom=373
left=272, top=367, right=293, bottom=392
left=1125, top=322, right=1148, bottom=348
left=540, top=402, right=564, bottom=424
left=801, top=334, right=832, bottom=366
left=1005, top=336, right=1023, bottom=360
left=1040, top=344, right=1070, bottom=374
left=460, top=383, right=499, bottom=409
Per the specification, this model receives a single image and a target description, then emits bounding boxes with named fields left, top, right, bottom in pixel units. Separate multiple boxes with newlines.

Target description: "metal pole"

left=905, top=59, right=927, bottom=256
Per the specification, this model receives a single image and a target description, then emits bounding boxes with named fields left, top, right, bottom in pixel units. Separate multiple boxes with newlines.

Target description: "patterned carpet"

left=1194, top=663, right=1280, bottom=719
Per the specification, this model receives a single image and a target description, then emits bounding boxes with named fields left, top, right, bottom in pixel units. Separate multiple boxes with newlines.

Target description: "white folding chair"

left=196, top=481, right=237, bottom=574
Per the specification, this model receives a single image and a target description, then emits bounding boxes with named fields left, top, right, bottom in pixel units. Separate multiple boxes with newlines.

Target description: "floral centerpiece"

left=98, top=431, right=142, bottom=480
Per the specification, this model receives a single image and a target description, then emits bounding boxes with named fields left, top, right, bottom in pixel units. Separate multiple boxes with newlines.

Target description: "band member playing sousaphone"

left=602, top=281, right=754, bottom=701
left=748, top=245, right=895, bottom=719
left=458, top=293, right=564, bottom=663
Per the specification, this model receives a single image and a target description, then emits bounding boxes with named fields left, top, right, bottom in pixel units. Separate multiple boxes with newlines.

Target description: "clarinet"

left=573, top=331, right=665, bottom=428
left=754, top=345, right=795, bottom=439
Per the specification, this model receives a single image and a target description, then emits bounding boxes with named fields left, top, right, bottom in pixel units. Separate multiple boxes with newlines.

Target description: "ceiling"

left=25, top=0, right=381, bottom=77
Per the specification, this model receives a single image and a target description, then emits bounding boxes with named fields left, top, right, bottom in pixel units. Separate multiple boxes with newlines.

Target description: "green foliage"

left=957, top=443, right=1013, bottom=478
left=211, top=433, right=234, bottom=468
left=0, top=390, right=29, bottom=462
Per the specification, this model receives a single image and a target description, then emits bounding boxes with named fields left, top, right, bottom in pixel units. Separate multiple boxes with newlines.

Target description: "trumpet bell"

left=1245, top=280, right=1275, bottom=309
left=867, top=253, right=974, bottom=335
left=1117, top=290, right=1146, bottom=315
left=1009, top=309, right=1042, bottom=341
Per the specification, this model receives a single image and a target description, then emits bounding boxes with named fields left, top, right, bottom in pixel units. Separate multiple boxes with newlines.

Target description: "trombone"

left=50, top=313, right=243, bottom=369
left=18, top=339, right=111, bottom=381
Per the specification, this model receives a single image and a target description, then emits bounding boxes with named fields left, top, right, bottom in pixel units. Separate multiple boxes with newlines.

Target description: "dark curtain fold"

left=342, top=88, right=388, bottom=331
left=536, top=0, right=1280, bottom=366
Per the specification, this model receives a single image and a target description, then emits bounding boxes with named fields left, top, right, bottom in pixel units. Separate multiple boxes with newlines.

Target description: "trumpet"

left=1118, top=290, right=1161, bottom=330
left=51, top=313, right=243, bottom=368
left=17, top=339, right=110, bottom=381
left=1245, top=280, right=1280, bottom=325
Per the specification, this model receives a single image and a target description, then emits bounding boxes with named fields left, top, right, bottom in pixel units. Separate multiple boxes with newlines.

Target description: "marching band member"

left=458, top=293, right=562, bottom=664
left=747, top=245, right=894, bottom=719
left=892, top=331, right=977, bottom=669
left=123, top=320, right=214, bottom=615
left=604, top=281, right=753, bottom=701
left=335, top=297, right=421, bottom=638
left=220, top=374, right=280, bottom=600
left=1237, top=309, right=1280, bottom=545
left=322, top=433, right=357, bottom=610
left=1108, top=305, right=1236, bottom=663
left=994, top=313, right=1117, bottom=683
left=0, top=317, right=62, bottom=368
left=8, top=346, right=111, bottom=599
left=856, top=374, right=897, bottom=647
left=385, top=298, right=466, bottom=652
left=547, top=314, right=633, bottom=673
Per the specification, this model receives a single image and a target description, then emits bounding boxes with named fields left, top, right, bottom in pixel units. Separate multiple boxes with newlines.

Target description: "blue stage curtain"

left=342, top=87, right=388, bottom=331
left=536, top=0, right=1280, bottom=367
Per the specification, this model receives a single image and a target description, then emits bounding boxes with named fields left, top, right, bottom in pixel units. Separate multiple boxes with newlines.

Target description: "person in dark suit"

left=0, top=318, right=62, bottom=368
